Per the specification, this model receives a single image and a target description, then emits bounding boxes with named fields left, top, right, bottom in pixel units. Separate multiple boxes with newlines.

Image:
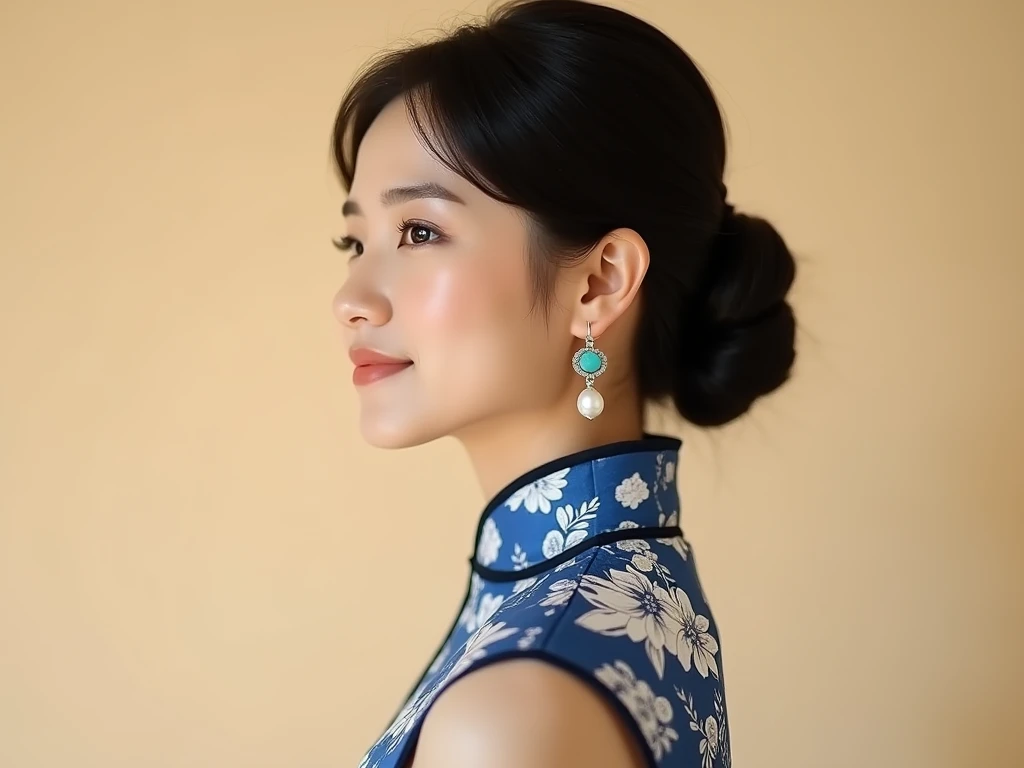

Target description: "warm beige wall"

left=1, top=0, right=1021, bottom=766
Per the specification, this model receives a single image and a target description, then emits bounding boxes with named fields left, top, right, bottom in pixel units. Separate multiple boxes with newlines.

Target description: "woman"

left=330, top=1, right=797, bottom=766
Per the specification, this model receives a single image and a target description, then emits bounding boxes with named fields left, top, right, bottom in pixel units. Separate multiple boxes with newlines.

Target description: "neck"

left=455, top=394, right=645, bottom=503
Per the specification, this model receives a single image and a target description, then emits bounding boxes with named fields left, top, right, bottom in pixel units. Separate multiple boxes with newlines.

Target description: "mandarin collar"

left=470, top=432, right=683, bottom=580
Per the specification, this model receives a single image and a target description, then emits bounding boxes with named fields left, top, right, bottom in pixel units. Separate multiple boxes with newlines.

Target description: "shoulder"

left=412, top=657, right=650, bottom=768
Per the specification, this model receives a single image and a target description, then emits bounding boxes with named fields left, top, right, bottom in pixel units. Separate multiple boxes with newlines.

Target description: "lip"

left=349, top=348, right=411, bottom=366
left=349, top=347, right=413, bottom=386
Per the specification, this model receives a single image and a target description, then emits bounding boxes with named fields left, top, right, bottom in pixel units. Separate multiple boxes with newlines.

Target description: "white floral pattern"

left=478, top=518, right=503, bottom=566
left=511, top=543, right=529, bottom=570
left=457, top=576, right=506, bottom=633
left=359, top=436, right=730, bottom=768
left=596, top=660, right=679, bottom=759
left=517, top=626, right=543, bottom=650
left=542, top=496, right=599, bottom=557
left=616, top=536, right=675, bottom=583
left=576, top=563, right=720, bottom=681
left=540, top=578, right=578, bottom=607
left=576, top=564, right=684, bottom=679
left=505, top=467, right=571, bottom=513
left=677, top=686, right=731, bottom=768
left=615, top=472, right=650, bottom=509
left=670, top=587, right=720, bottom=679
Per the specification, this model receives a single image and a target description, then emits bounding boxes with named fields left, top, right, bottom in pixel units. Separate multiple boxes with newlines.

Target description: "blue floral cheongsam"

left=358, top=433, right=732, bottom=768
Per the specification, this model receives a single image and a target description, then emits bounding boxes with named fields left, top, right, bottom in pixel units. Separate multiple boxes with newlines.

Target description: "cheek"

left=408, top=253, right=530, bottom=353
left=415, top=260, right=499, bottom=332
left=403, top=255, right=548, bottom=401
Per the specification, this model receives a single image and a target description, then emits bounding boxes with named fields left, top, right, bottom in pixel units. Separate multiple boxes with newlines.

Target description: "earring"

left=572, top=321, right=607, bottom=420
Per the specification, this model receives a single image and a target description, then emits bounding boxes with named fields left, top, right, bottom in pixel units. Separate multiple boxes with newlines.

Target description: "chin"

left=355, top=382, right=498, bottom=449
left=358, top=412, right=439, bottom=450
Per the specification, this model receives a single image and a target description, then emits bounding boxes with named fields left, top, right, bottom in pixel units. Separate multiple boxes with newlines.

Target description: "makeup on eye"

left=396, top=219, right=446, bottom=247
left=332, top=219, right=447, bottom=259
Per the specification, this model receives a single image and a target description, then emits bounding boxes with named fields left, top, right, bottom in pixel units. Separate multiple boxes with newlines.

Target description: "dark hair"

left=330, top=0, right=798, bottom=428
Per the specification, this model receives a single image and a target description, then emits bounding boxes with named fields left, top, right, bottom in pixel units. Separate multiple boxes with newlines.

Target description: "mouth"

left=352, top=361, right=413, bottom=386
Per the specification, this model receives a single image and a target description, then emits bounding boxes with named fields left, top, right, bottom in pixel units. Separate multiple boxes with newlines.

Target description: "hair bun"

left=673, top=208, right=797, bottom=427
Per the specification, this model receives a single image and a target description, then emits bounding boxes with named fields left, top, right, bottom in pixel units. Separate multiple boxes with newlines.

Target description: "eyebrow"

left=342, top=182, right=466, bottom=217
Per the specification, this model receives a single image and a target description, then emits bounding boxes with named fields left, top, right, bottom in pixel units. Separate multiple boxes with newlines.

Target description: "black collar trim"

left=470, top=524, right=682, bottom=582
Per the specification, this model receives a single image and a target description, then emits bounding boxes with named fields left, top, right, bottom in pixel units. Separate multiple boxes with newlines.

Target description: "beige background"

left=2, top=0, right=1022, bottom=766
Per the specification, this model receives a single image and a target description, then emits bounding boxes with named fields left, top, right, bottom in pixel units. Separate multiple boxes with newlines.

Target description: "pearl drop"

left=577, top=387, right=605, bottom=420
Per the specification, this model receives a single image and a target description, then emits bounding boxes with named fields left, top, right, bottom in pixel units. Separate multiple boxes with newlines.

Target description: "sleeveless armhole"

left=394, top=648, right=658, bottom=768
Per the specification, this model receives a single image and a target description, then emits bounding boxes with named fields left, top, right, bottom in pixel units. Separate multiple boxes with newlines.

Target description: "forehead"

left=349, top=98, right=463, bottom=198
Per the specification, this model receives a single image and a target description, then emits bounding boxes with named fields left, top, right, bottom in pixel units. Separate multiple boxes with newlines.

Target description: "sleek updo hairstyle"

left=330, top=0, right=798, bottom=427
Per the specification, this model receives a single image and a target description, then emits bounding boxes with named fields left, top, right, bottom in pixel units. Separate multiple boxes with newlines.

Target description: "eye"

left=332, top=235, right=363, bottom=259
left=397, top=219, right=444, bottom=248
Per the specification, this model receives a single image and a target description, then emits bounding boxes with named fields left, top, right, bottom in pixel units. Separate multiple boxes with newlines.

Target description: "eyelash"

left=332, top=219, right=445, bottom=261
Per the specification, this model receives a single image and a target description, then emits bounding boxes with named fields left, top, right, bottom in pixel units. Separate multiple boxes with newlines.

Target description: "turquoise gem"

left=579, top=350, right=603, bottom=374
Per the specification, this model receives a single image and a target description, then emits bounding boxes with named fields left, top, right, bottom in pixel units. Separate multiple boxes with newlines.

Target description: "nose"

left=332, top=274, right=392, bottom=330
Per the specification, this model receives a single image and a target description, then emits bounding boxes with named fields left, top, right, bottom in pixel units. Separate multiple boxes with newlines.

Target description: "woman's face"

left=331, top=98, right=571, bottom=449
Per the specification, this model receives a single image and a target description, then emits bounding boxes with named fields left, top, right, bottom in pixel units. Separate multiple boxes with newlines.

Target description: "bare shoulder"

left=411, top=657, right=649, bottom=768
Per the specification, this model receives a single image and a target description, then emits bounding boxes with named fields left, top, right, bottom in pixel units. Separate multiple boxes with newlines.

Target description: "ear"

left=569, top=228, right=650, bottom=340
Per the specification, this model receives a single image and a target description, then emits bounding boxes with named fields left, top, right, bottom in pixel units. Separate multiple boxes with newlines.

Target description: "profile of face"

left=331, top=99, right=579, bottom=449
left=329, top=2, right=799, bottom=448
